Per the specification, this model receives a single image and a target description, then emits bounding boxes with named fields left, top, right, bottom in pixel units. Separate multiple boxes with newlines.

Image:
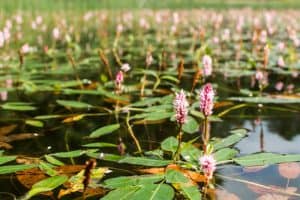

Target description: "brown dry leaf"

left=62, top=114, right=85, bottom=123
left=269, top=94, right=300, bottom=100
left=58, top=167, right=109, bottom=198
left=0, top=124, right=17, bottom=136
left=1, top=133, right=40, bottom=143
left=0, top=141, right=13, bottom=149
left=166, top=164, right=207, bottom=184
left=16, top=156, right=40, bottom=164
left=103, top=97, right=129, bottom=105
left=17, top=165, right=85, bottom=189
left=138, top=167, right=165, bottom=174
left=215, top=189, right=240, bottom=200
left=278, top=162, right=300, bottom=179
left=16, top=168, right=47, bottom=189
left=214, top=101, right=234, bottom=109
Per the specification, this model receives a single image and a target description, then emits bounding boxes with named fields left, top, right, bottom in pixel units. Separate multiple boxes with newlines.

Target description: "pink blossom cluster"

left=0, top=79, right=13, bottom=101
left=199, top=154, right=216, bottom=179
left=173, top=90, right=189, bottom=125
left=202, top=55, right=212, bottom=77
left=200, top=83, right=214, bottom=117
left=115, top=71, right=124, bottom=91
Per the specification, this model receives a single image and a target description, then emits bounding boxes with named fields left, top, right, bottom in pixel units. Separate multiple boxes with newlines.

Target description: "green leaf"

left=228, top=96, right=300, bottom=104
left=161, top=136, right=178, bottom=154
left=51, top=150, right=85, bottom=158
left=165, top=169, right=189, bottom=184
left=101, top=186, right=140, bottom=200
left=181, top=142, right=202, bottom=163
left=89, top=124, right=120, bottom=138
left=214, top=148, right=238, bottom=162
left=0, top=164, right=37, bottom=174
left=86, top=152, right=123, bottom=162
left=119, top=156, right=171, bottom=167
left=56, top=100, right=93, bottom=109
left=25, top=120, right=44, bottom=127
left=130, top=183, right=174, bottom=200
left=82, top=142, right=117, bottom=148
left=1, top=102, right=36, bottom=111
left=144, top=112, right=174, bottom=121
left=180, top=184, right=202, bottom=200
left=234, top=153, right=300, bottom=167
left=104, top=174, right=164, bottom=189
left=213, top=129, right=248, bottom=151
left=44, top=155, right=64, bottom=166
left=39, top=161, right=58, bottom=176
left=0, top=155, right=16, bottom=165
left=22, top=175, right=68, bottom=200
left=182, top=117, right=199, bottom=134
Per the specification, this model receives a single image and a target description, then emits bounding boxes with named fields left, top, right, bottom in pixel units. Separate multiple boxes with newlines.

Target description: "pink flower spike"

left=255, top=71, right=264, bottom=81
left=275, top=81, right=284, bottom=91
left=173, top=90, right=189, bottom=125
left=200, top=83, right=214, bottom=117
left=277, top=56, right=285, bottom=68
left=115, top=71, right=124, bottom=87
left=121, top=63, right=131, bottom=72
left=199, top=154, right=216, bottom=179
left=202, top=55, right=213, bottom=77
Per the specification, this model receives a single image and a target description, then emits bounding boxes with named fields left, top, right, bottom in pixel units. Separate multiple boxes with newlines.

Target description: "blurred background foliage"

left=1, top=0, right=300, bottom=12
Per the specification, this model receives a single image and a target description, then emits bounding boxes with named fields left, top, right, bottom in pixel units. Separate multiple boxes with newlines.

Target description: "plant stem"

left=126, top=112, right=142, bottom=154
left=202, top=117, right=209, bottom=153
left=174, top=125, right=183, bottom=161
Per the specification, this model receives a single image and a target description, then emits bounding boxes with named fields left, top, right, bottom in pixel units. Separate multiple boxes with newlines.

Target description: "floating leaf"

left=25, top=120, right=44, bottom=127
left=89, top=124, right=120, bottom=138
left=234, top=153, right=300, bottom=167
left=101, top=186, right=140, bottom=200
left=181, top=142, right=202, bottom=163
left=56, top=100, right=93, bottom=109
left=38, top=162, right=58, bottom=176
left=58, top=167, right=109, bottom=198
left=213, top=129, right=248, bottom=151
left=129, top=183, right=174, bottom=200
left=180, top=184, right=202, bottom=200
left=0, top=155, right=16, bottom=165
left=119, top=156, right=171, bottom=167
left=82, top=142, right=117, bottom=148
left=1, top=102, right=36, bottom=111
left=0, top=164, right=37, bottom=174
left=22, top=175, right=68, bottom=200
left=165, top=169, right=189, bottom=184
left=182, top=117, right=199, bottom=134
left=51, top=150, right=86, bottom=158
left=104, top=174, right=164, bottom=189
left=228, top=96, right=300, bottom=104
left=44, top=155, right=64, bottom=166
left=214, top=148, right=238, bottom=162
left=161, top=136, right=178, bottom=154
